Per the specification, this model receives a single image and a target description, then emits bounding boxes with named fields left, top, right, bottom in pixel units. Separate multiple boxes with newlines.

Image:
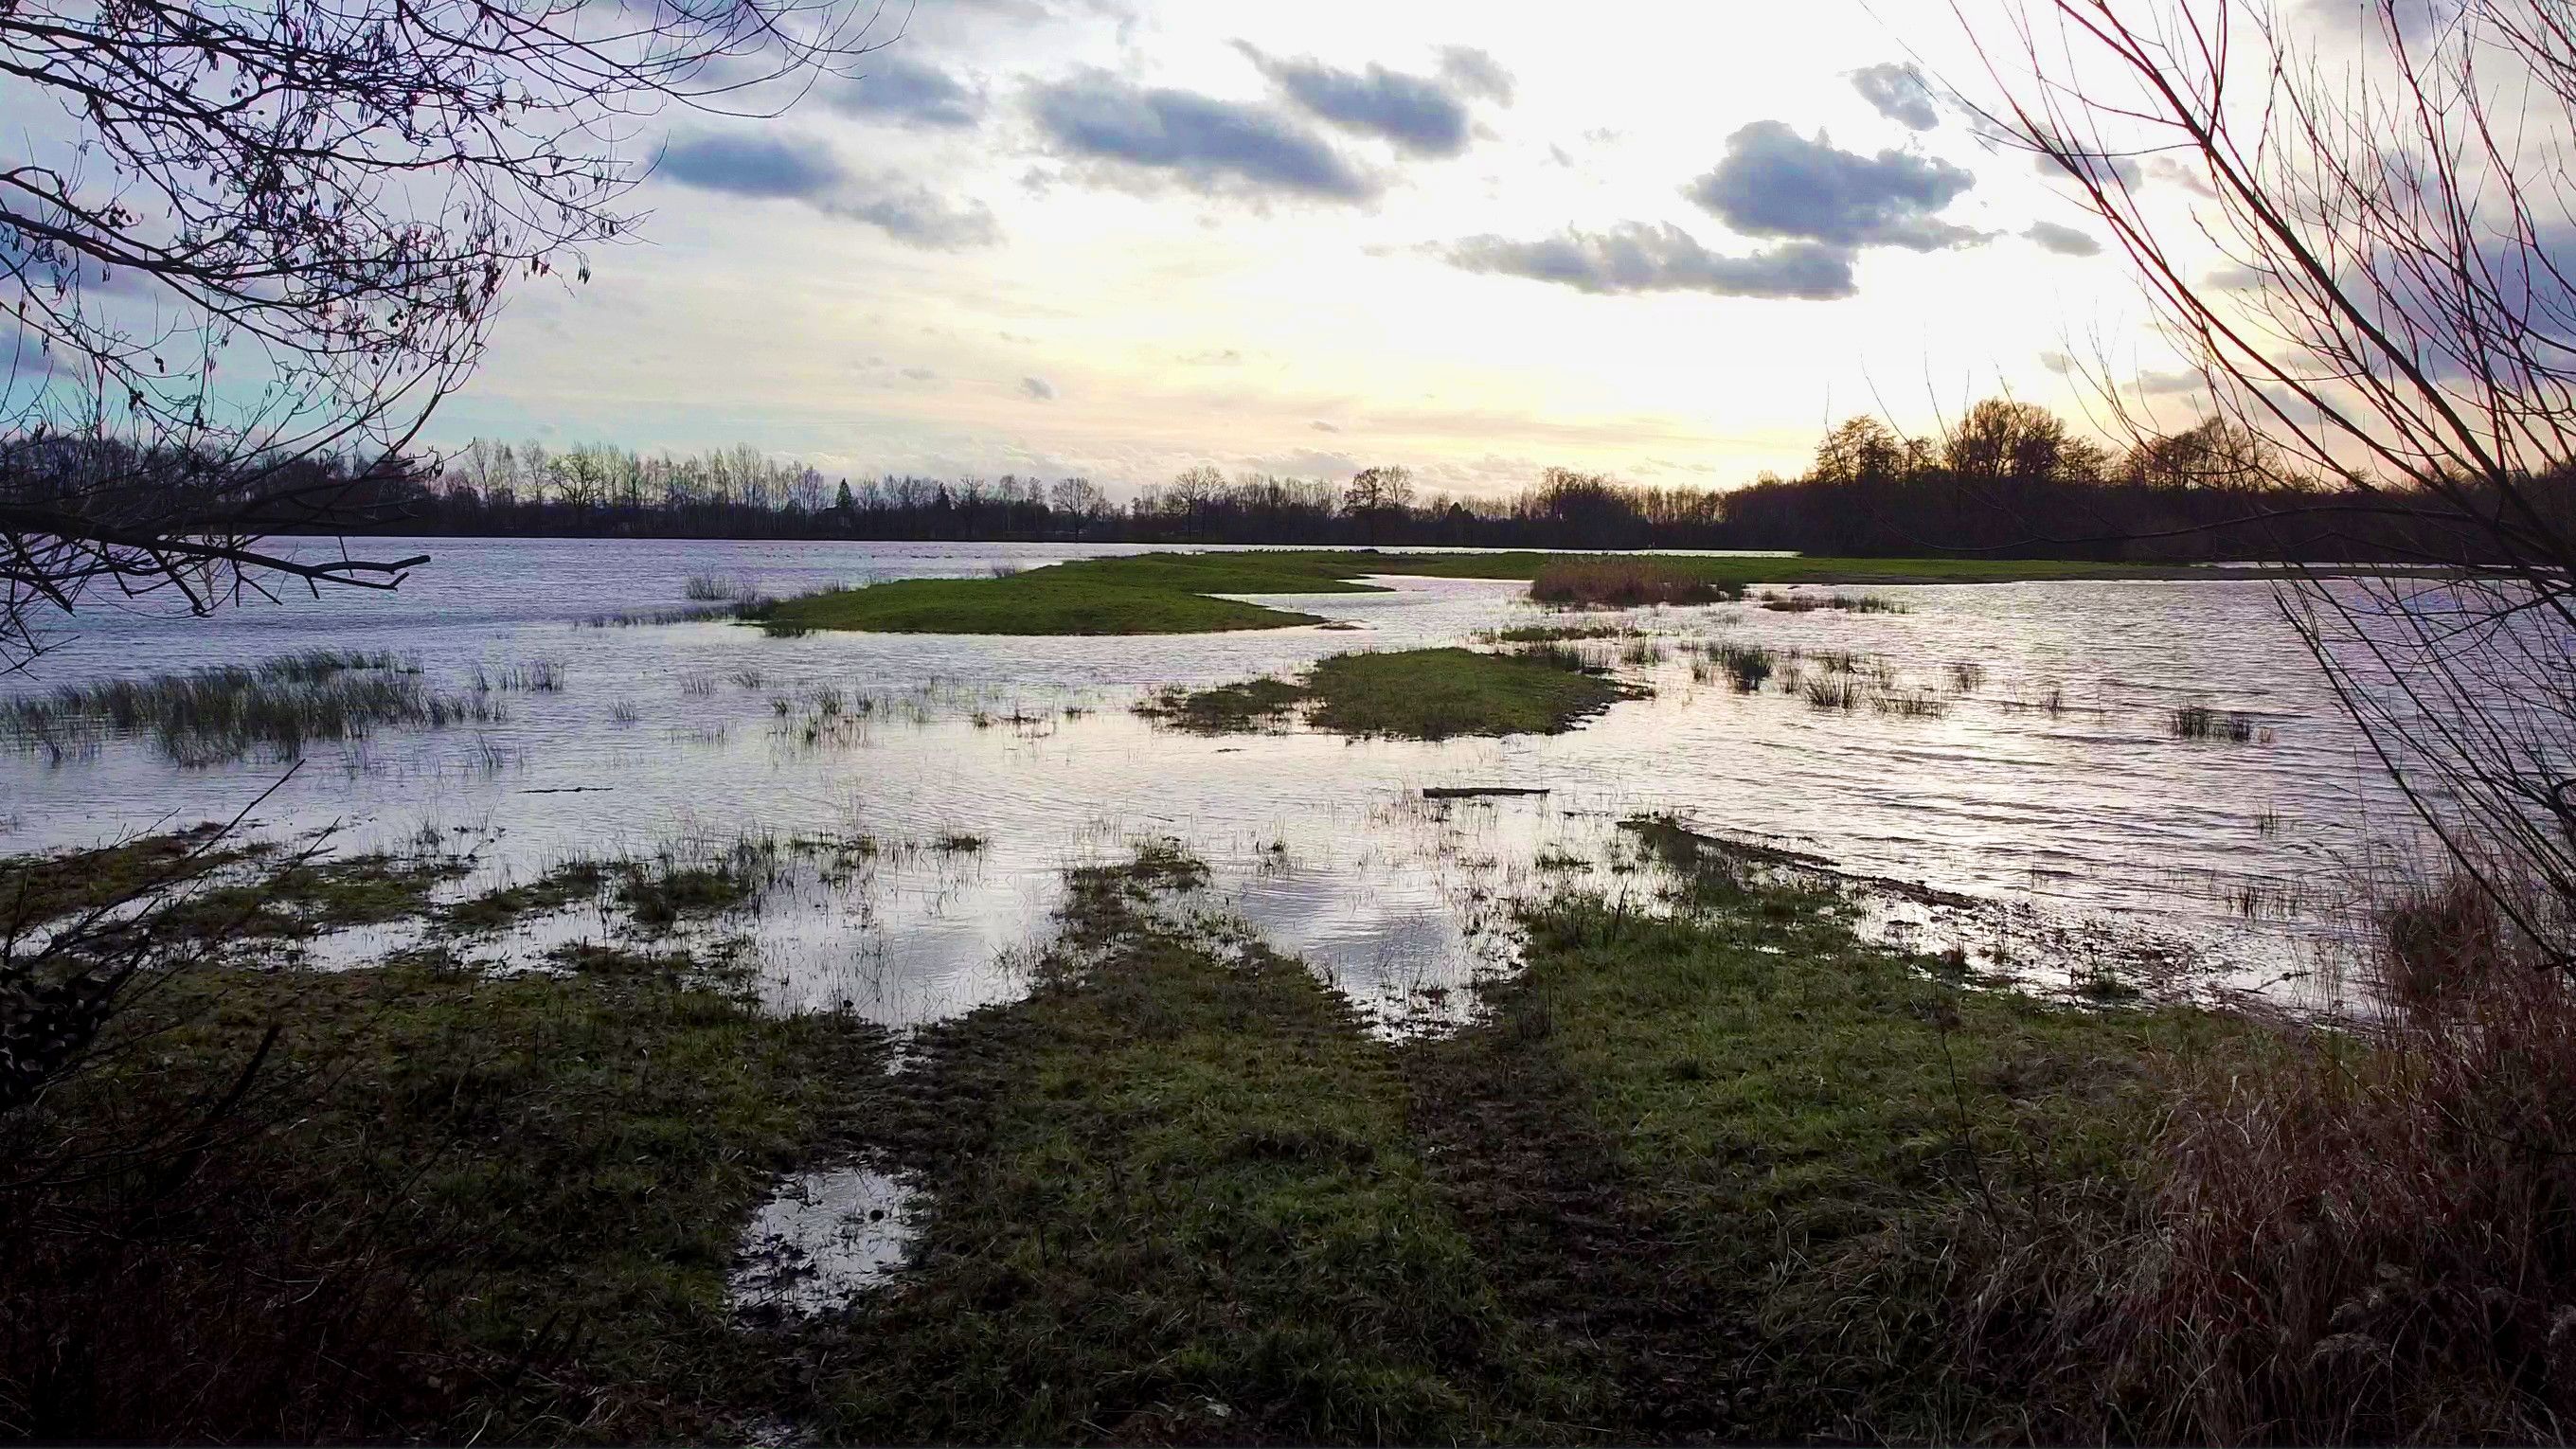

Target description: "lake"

left=0, top=537, right=2435, bottom=1027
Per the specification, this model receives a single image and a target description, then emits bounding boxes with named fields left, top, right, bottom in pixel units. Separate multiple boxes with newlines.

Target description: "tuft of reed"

left=1948, top=661, right=1986, bottom=693
left=1698, top=642, right=1776, bottom=693
left=683, top=569, right=762, bottom=602
left=1515, top=642, right=1612, bottom=676
left=1801, top=677, right=1863, bottom=711
left=1869, top=689, right=1947, bottom=718
left=2173, top=704, right=2256, bottom=742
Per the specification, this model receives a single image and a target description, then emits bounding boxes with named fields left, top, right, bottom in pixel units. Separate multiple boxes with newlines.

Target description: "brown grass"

left=1959, top=872, right=2576, bottom=1443
left=1530, top=561, right=1743, bottom=608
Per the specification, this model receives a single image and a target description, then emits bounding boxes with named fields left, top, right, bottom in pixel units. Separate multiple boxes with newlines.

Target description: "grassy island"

left=1139, top=646, right=1639, bottom=740
left=746, top=550, right=2202, bottom=637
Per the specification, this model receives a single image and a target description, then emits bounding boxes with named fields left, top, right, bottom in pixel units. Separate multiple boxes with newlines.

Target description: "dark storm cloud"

left=827, top=54, right=984, bottom=129
left=1440, top=223, right=1856, bottom=300
left=1029, top=70, right=1376, bottom=200
left=1021, top=375, right=1057, bottom=400
left=1234, top=45, right=1474, bottom=158
left=2024, top=220, right=2102, bottom=256
left=1686, top=121, right=1983, bottom=251
left=658, top=132, right=998, bottom=248
left=1850, top=62, right=1940, bottom=131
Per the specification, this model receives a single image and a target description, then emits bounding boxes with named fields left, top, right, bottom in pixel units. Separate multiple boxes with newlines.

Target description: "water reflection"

left=0, top=539, right=2456, bottom=1023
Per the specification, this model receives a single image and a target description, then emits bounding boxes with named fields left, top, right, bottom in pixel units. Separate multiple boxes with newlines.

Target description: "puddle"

left=728, top=1165, right=919, bottom=1319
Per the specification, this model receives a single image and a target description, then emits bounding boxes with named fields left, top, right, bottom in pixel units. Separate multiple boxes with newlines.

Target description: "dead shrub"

left=1955, top=870, right=2576, bottom=1443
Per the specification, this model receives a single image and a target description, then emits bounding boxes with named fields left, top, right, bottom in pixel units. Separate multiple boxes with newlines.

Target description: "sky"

left=419, top=0, right=2246, bottom=499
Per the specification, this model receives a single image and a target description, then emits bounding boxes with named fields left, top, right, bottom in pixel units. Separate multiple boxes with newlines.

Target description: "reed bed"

left=1757, top=589, right=1907, bottom=614
left=4, top=652, right=495, bottom=766
left=1530, top=561, right=1744, bottom=608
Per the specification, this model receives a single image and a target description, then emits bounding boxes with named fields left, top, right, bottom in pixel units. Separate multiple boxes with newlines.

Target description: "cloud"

left=827, top=55, right=984, bottom=129
left=1021, top=375, right=1056, bottom=400
left=901, top=367, right=938, bottom=381
left=2024, top=221, right=2102, bottom=257
left=833, top=186, right=1001, bottom=248
left=1437, top=46, right=1515, bottom=106
left=1250, top=447, right=1358, bottom=477
left=2137, top=368, right=2204, bottom=396
left=1310, top=420, right=1341, bottom=432
left=1029, top=70, right=1376, bottom=200
left=1234, top=45, right=1474, bottom=158
left=2034, top=147, right=2143, bottom=191
left=1850, top=62, right=1940, bottom=131
left=661, top=131, right=843, bottom=200
left=658, top=131, right=998, bottom=248
left=1686, top=121, right=1982, bottom=251
left=1440, top=223, right=1856, bottom=300
left=2144, top=155, right=2218, bottom=197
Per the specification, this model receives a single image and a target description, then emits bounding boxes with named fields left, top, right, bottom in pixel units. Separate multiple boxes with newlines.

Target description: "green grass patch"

left=792, top=848, right=1568, bottom=1442
left=1140, top=646, right=1637, bottom=741
left=2, top=924, right=891, bottom=1440
left=746, top=554, right=1367, bottom=636
left=1416, top=815, right=2255, bottom=1440
left=742, top=550, right=2205, bottom=637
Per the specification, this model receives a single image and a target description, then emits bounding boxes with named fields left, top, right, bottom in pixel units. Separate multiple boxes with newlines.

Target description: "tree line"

left=91, top=399, right=2545, bottom=561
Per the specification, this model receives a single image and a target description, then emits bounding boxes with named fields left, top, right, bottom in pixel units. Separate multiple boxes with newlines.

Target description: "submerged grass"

left=1759, top=588, right=1909, bottom=614
left=4, top=652, right=497, bottom=766
left=2174, top=703, right=2258, bottom=742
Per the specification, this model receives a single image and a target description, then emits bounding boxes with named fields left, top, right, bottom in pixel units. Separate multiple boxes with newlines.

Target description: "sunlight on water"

left=0, top=539, right=2450, bottom=1025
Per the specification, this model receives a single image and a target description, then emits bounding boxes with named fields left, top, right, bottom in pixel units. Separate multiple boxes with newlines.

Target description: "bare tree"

left=0, top=0, right=895, bottom=668
left=1954, top=0, right=2576, bottom=964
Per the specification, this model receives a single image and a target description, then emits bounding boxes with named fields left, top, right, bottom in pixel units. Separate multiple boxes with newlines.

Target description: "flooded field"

left=3, top=538, right=2429, bottom=1025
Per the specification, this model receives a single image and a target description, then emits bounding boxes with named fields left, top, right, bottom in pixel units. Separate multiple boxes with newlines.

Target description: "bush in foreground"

left=1965, top=873, right=2576, bottom=1442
